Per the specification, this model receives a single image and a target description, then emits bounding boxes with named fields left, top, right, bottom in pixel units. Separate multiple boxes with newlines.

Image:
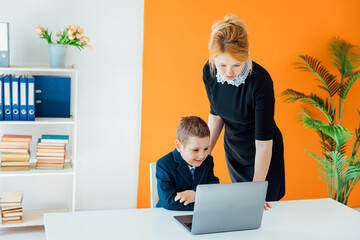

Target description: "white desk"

left=44, top=198, right=360, bottom=240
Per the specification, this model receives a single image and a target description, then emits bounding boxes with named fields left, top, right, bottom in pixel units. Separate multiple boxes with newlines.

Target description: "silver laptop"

left=174, top=181, right=268, bottom=235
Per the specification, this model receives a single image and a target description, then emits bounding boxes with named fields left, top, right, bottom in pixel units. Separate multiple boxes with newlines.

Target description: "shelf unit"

left=0, top=66, right=78, bottom=228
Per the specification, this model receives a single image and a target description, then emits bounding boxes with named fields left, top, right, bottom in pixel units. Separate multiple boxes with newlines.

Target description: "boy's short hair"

left=176, top=116, right=210, bottom=145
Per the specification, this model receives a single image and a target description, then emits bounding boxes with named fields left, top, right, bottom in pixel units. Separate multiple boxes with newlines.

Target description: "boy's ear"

left=175, top=139, right=182, bottom=152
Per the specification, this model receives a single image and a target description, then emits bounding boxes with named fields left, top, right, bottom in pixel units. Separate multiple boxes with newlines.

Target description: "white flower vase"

left=48, top=43, right=67, bottom=68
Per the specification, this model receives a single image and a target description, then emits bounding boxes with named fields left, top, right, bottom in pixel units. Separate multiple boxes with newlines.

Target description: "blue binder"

left=27, top=75, right=35, bottom=121
left=3, top=75, right=12, bottom=120
left=11, top=75, right=20, bottom=121
left=0, top=74, right=4, bottom=120
left=34, top=75, right=71, bottom=118
left=19, top=75, right=28, bottom=121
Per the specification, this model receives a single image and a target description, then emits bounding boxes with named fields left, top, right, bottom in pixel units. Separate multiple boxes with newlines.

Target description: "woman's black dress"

left=203, top=61, right=285, bottom=201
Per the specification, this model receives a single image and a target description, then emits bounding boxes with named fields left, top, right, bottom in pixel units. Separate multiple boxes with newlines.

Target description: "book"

left=0, top=149, right=30, bottom=153
left=36, top=156, right=65, bottom=160
left=1, top=207, right=22, bottom=213
left=1, top=216, right=21, bottom=221
left=0, top=142, right=30, bottom=148
left=36, top=152, right=65, bottom=157
left=36, top=165, right=64, bottom=169
left=1, top=153, right=30, bottom=159
left=2, top=211, right=23, bottom=217
left=0, top=202, right=22, bottom=207
left=40, top=135, right=69, bottom=144
left=1, top=217, right=23, bottom=224
left=1, top=157, right=31, bottom=162
left=0, top=191, right=23, bottom=203
left=0, top=166, right=30, bottom=171
left=0, top=206, right=22, bottom=211
left=37, top=159, right=65, bottom=164
left=37, top=145, right=66, bottom=150
left=37, top=148, right=66, bottom=153
left=1, top=162, right=30, bottom=166
left=1, top=134, right=32, bottom=142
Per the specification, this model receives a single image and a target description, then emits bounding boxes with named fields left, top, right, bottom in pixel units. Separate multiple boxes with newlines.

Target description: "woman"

left=203, top=14, right=285, bottom=209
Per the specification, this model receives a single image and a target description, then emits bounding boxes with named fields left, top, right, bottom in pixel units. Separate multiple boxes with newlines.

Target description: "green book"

left=41, top=135, right=69, bottom=144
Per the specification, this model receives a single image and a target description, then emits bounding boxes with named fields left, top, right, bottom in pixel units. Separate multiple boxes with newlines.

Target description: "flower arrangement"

left=35, top=25, right=93, bottom=50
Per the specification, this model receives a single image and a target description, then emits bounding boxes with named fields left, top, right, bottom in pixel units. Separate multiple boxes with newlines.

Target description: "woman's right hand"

left=264, top=201, right=272, bottom=210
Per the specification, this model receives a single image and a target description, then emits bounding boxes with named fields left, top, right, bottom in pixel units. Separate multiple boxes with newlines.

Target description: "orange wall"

left=138, top=0, right=360, bottom=208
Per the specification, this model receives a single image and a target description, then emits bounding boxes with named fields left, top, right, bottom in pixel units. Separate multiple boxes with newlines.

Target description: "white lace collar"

left=216, top=62, right=251, bottom=87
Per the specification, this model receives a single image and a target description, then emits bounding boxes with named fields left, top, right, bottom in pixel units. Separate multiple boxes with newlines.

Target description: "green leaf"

left=339, top=70, right=360, bottom=99
left=295, top=55, right=340, bottom=97
left=280, top=90, right=334, bottom=123
left=329, top=37, right=360, bottom=79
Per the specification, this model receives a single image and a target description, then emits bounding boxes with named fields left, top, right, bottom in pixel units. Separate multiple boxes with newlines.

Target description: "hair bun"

left=224, top=14, right=239, bottom=23
left=223, top=14, right=248, bottom=33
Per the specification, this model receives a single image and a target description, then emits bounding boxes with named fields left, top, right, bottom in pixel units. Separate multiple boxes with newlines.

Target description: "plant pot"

left=48, top=44, right=67, bottom=68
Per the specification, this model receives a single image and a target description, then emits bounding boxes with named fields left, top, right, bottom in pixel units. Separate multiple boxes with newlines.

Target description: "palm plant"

left=280, top=37, right=360, bottom=205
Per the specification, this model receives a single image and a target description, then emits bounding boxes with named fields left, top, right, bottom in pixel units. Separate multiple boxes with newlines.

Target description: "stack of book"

left=0, top=134, right=32, bottom=171
left=36, top=135, right=69, bottom=169
left=0, top=191, right=23, bottom=224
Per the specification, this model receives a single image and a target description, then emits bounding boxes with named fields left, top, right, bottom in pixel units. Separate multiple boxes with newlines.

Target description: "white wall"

left=0, top=0, right=143, bottom=210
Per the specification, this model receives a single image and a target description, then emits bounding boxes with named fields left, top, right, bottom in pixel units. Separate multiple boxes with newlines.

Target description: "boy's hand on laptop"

left=174, top=190, right=196, bottom=206
left=264, top=201, right=271, bottom=210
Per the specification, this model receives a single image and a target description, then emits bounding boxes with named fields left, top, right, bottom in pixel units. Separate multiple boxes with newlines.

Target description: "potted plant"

left=280, top=37, right=360, bottom=205
left=35, top=25, right=93, bottom=68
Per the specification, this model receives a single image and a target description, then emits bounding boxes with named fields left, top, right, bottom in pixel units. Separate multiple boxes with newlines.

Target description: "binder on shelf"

left=19, top=75, right=28, bottom=121
left=11, top=75, right=19, bottom=121
left=0, top=22, right=10, bottom=68
left=3, top=75, right=12, bottom=121
left=27, top=75, right=35, bottom=121
left=34, top=75, right=71, bottom=118
left=0, top=74, right=4, bottom=120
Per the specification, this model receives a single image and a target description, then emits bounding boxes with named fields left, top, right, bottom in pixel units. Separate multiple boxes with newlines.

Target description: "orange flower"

left=78, top=28, right=84, bottom=34
left=76, top=33, right=82, bottom=39
left=83, top=36, right=90, bottom=43
left=67, top=28, right=74, bottom=36
left=56, top=32, right=60, bottom=37
left=69, top=35, right=75, bottom=40
left=36, top=28, right=43, bottom=36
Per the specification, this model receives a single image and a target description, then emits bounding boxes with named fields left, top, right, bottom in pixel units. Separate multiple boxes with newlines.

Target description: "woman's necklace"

left=216, top=62, right=251, bottom=87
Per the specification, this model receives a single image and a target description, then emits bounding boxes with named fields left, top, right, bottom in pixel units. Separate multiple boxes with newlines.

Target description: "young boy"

left=156, top=116, right=219, bottom=210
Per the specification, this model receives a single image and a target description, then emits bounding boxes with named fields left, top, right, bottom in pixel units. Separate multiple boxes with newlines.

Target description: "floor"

left=1, top=208, right=359, bottom=239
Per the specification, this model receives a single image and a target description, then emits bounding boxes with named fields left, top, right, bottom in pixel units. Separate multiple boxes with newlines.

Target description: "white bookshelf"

left=0, top=66, right=78, bottom=228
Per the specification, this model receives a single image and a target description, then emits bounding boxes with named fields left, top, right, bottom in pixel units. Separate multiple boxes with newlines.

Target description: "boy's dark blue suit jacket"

left=156, top=149, right=219, bottom=210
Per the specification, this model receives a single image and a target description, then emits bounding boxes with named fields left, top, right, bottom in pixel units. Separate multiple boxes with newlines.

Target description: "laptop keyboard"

left=174, top=215, right=193, bottom=231
left=184, top=222, right=192, bottom=230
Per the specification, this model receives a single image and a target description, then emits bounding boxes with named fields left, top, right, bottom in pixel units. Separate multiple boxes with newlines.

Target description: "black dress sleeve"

left=202, top=62, right=217, bottom=116
left=253, top=69, right=275, bottom=140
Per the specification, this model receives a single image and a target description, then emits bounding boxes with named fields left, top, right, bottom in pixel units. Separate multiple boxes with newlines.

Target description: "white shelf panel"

left=0, top=118, right=75, bottom=125
left=0, top=162, right=73, bottom=177
left=0, top=208, right=69, bottom=228
left=0, top=65, right=76, bottom=73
